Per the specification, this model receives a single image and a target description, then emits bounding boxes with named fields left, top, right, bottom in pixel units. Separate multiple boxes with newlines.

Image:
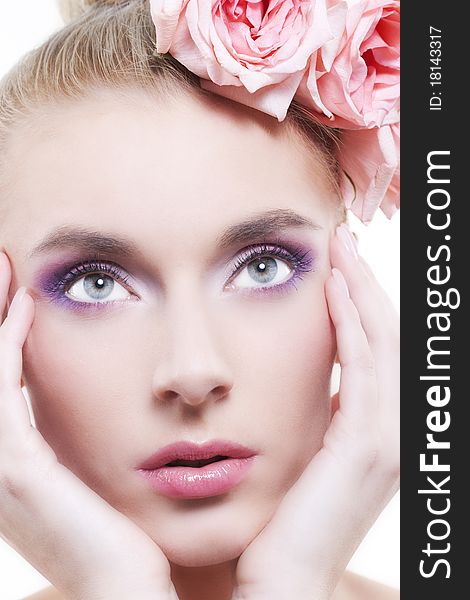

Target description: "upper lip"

left=137, top=440, right=257, bottom=470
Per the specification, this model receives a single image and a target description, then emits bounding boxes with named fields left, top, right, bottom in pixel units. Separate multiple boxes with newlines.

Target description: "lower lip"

left=137, top=457, right=256, bottom=499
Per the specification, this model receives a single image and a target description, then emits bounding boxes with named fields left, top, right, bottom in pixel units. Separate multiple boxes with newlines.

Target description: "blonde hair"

left=0, top=0, right=344, bottom=216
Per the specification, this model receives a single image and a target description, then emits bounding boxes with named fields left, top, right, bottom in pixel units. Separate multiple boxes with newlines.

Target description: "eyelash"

left=45, top=260, right=133, bottom=311
left=47, top=242, right=315, bottom=310
left=226, top=242, right=314, bottom=295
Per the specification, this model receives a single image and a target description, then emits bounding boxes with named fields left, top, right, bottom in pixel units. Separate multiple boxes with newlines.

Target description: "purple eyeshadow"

left=227, top=239, right=317, bottom=298
left=35, top=257, right=133, bottom=314
left=34, top=239, right=317, bottom=314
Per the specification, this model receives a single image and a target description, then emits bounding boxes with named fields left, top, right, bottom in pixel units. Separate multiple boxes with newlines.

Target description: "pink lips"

left=136, top=440, right=257, bottom=499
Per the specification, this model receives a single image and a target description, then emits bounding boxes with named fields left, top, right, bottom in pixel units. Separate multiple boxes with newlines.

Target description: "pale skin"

left=0, top=88, right=399, bottom=600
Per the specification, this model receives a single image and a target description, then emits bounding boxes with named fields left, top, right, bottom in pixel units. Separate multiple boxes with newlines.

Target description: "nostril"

left=157, top=385, right=230, bottom=405
left=211, top=385, right=230, bottom=401
left=160, top=385, right=229, bottom=402
left=161, top=389, right=179, bottom=402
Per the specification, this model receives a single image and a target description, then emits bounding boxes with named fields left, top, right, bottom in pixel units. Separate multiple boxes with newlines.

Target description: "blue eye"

left=231, top=255, right=292, bottom=288
left=44, top=259, right=135, bottom=311
left=42, top=242, right=315, bottom=313
left=66, top=272, right=131, bottom=303
left=226, top=243, right=315, bottom=294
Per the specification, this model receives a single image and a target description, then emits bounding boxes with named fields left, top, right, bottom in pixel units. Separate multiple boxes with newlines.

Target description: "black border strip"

left=401, top=3, right=466, bottom=597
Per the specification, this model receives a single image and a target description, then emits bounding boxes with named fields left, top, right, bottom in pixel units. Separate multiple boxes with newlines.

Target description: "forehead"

left=1, top=88, right=336, bottom=255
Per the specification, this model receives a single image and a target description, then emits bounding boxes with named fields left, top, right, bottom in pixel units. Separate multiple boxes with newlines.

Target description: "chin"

left=164, top=538, right=247, bottom=567
left=141, top=497, right=271, bottom=567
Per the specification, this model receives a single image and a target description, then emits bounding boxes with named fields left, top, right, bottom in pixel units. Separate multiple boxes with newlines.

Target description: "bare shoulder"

left=22, top=586, right=65, bottom=600
left=333, top=571, right=399, bottom=600
left=24, top=573, right=399, bottom=600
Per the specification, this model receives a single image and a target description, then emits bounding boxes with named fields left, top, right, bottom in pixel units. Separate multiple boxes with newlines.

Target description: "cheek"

left=222, top=281, right=335, bottom=476
left=227, top=279, right=335, bottom=399
left=22, top=308, right=152, bottom=475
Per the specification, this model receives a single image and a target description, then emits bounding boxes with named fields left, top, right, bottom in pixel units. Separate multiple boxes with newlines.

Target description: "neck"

left=170, top=559, right=238, bottom=600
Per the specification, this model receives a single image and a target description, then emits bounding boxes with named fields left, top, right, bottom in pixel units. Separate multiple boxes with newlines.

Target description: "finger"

left=347, top=230, right=397, bottom=311
left=1, top=287, right=34, bottom=386
left=339, top=227, right=393, bottom=305
left=331, top=225, right=399, bottom=420
left=0, top=288, right=35, bottom=433
left=0, top=252, right=29, bottom=389
left=0, top=449, right=169, bottom=599
left=325, top=268, right=377, bottom=425
left=330, top=224, right=399, bottom=351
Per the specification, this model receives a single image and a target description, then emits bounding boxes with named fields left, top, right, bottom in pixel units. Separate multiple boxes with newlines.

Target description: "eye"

left=66, top=272, right=131, bottom=303
left=231, top=255, right=292, bottom=289
left=226, top=243, right=315, bottom=293
left=43, top=259, right=135, bottom=308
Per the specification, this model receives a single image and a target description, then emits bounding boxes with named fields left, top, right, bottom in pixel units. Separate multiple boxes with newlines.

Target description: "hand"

left=0, top=252, right=179, bottom=600
left=232, top=225, right=399, bottom=600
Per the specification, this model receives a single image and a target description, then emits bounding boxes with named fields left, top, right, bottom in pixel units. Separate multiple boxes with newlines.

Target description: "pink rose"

left=292, top=0, right=400, bottom=221
left=296, top=0, right=400, bottom=129
left=339, top=121, right=399, bottom=223
left=150, top=0, right=334, bottom=121
left=150, top=0, right=400, bottom=224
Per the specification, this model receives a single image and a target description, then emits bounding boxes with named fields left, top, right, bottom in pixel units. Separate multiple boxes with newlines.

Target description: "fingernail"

left=336, top=224, right=359, bottom=259
left=332, top=268, right=350, bottom=297
left=9, top=287, right=27, bottom=312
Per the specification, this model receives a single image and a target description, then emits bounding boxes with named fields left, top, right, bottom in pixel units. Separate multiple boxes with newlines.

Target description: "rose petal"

left=320, top=1, right=349, bottom=73
left=307, top=0, right=399, bottom=128
left=338, top=123, right=399, bottom=223
left=150, top=0, right=188, bottom=53
left=201, top=69, right=306, bottom=121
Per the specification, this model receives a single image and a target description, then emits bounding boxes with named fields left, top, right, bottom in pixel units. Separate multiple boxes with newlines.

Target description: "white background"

left=0, top=1, right=400, bottom=598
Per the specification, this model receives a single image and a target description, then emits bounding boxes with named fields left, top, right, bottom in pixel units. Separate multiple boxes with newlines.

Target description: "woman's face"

left=1, top=88, right=338, bottom=566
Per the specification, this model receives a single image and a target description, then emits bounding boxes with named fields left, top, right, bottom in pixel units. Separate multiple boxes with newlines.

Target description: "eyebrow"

left=28, top=209, right=320, bottom=259
left=217, top=209, right=321, bottom=249
left=28, top=226, right=139, bottom=259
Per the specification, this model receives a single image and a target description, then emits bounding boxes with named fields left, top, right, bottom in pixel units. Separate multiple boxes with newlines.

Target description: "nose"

left=151, top=292, right=234, bottom=408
